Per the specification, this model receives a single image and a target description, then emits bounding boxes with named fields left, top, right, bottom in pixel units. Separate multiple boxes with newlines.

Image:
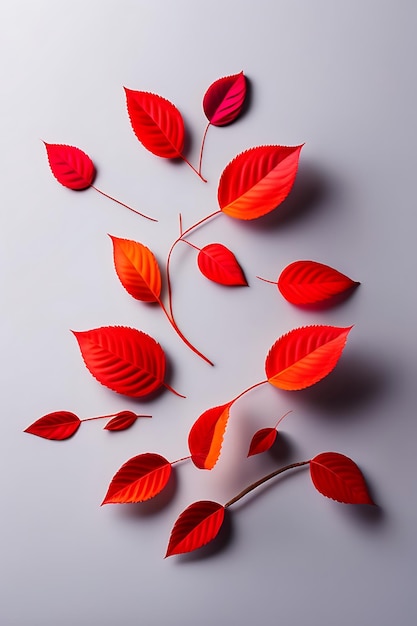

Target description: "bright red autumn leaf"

left=218, top=145, right=303, bottom=220
left=247, top=427, right=277, bottom=457
left=110, top=235, right=162, bottom=303
left=44, top=143, right=95, bottom=190
left=166, top=500, right=225, bottom=557
left=72, top=326, right=167, bottom=398
left=24, top=411, right=81, bottom=440
left=310, top=452, right=374, bottom=505
left=124, top=88, right=184, bottom=159
left=265, top=325, right=352, bottom=391
left=278, top=260, right=359, bottom=305
left=188, top=403, right=232, bottom=470
left=102, top=453, right=172, bottom=504
left=203, top=71, right=246, bottom=126
left=197, top=243, right=247, bottom=286
left=104, top=411, right=141, bottom=431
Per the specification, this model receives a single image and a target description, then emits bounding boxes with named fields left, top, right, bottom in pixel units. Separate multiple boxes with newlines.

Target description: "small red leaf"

left=44, top=143, right=95, bottom=190
left=24, top=411, right=81, bottom=440
left=265, top=325, right=352, bottom=391
left=110, top=235, right=162, bottom=303
left=124, top=88, right=184, bottom=158
left=203, top=71, right=246, bottom=126
left=197, top=243, right=247, bottom=286
left=278, top=260, right=359, bottom=305
left=247, top=427, right=277, bottom=457
left=218, top=145, right=303, bottom=220
left=104, top=411, right=141, bottom=431
left=72, top=326, right=165, bottom=398
left=188, top=404, right=232, bottom=470
left=310, top=452, right=374, bottom=505
left=166, top=500, right=225, bottom=557
left=102, top=453, right=172, bottom=504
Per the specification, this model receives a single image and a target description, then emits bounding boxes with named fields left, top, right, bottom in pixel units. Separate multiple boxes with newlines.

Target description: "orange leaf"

left=247, top=427, right=277, bottom=457
left=188, top=403, right=232, bottom=470
left=265, top=325, right=352, bottom=390
left=102, top=453, right=172, bottom=504
left=310, top=452, right=374, bottom=504
left=166, top=500, right=225, bottom=557
left=110, top=235, right=161, bottom=303
left=218, top=145, right=303, bottom=220
left=24, top=411, right=81, bottom=440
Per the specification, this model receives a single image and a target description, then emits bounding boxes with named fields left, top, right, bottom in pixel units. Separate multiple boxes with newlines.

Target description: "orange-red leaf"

left=310, top=452, right=374, bottom=504
left=166, top=500, right=225, bottom=557
left=124, top=88, right=184, bottom=158
left=110, top=235, right=161, bottom=302
left=203, top=71, right=246, bottom=126
left=102, top=453, right=171, bottom=504
left=72, top=326, right=165, bottom=397
left=218, top=145, right=303, bottom=220
left=44, top=142, right=95, bottom=190
left=197, top=243, right=247, bottom=286
left=278, top=260, right=359, bottom=305
left=265, top=325, right=352, bottom=390
left=24, top=411, right=81, bottom=440
left=247, top=427, right=277, bottom=457
left=104, top=411, right=141, bottom=431
left=188, top=403, right=232, bottom=470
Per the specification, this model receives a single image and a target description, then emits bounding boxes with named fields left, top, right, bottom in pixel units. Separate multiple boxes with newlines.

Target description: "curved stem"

left=179, top=154, right=207, bottom=183
left=171, top=455, right=191, bottom=465
left=91, top=185, right=158, bottom=221
left=81, top=413, right=152, bottom=422
left=257, top=276, right=277, bottom=285
left=224, top=460, right=311, bottom=508
left=198, top=122, right=211, bottom=178
left=163, top=382, right=186, bottom=399
left=274, top=409, right=293, bottom=430
left=230, top=380, right=269, bottom=406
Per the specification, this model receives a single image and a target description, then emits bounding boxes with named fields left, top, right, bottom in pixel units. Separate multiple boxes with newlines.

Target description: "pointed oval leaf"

left=278, top=260, right=359, bottom=305
left=310, top=452, right=374, bottom=505
left=110, top=235, right=162, bottom=302
left=44, top=142, right=95, bottom=190
left=247, top=427, right=277, bottom=457
left=188, top=404, right=232, bottom=470
left=72, top=326, right=165, bottom=397
left=104, top=411, right=141, bottom=431
left=265, top=325, right=352, bottom=391
left=102, top=453, right=171, bottom=504
left=124, top=88, right=184, bottom=158
left=24, top=411, right=81, bottom=440
left=197, top=243, right=247, bottom=286
left=218, top=145, right=303, bottom=220
left=203, top=71, right=246, bottom=126
left=166, top=500, right=225, bottom=557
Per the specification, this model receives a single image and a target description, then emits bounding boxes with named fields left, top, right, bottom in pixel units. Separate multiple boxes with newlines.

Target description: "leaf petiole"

left=91, top=185, right=158, bottom=221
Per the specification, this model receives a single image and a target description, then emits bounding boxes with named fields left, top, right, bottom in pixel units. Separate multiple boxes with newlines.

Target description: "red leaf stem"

left=198, top=121, right=210, bottom=178
left=91, top=185, right=157, bottom=221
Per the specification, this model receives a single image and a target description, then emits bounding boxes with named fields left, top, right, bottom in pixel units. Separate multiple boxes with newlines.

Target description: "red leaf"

left=310, top=452, right=374, bottom=505
left=265, top=325, right=352, bottom=390
left=24, top=411, right=81, bottom=440
left=44, top=143, right=95, bottom=190
left=104, top=411, right=141, bottom=431
left=166, top=500, right=225, bottom=557
left=124, top=88, right=184, bottom=158
left=72, top=326, right=165, bottom=398
left=188, top=404, right=232, bottom=470
left=278, top=260, right=359, bottom=305
left=102, top=453, right=172, bottom=504
left=218, top=145, right=303, bottom=220
left=197, top=243, right=247, bottom=286
left=110, top=235, right=162, bottom=302
left=247, top=427, right=277, bottom=457
left=203, top=71, right=246, bottom=126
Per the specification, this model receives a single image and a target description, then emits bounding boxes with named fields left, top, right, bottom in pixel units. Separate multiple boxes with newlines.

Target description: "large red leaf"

left=102, top=453, right=172, bottom=504
left=203, top=71, right=246, bottom=126
left=218, top=145, right=303, bottom=220
left=265, top=325, right=352, bottom=390
left=197, top=243, right=247, bottom=286
left=110, top=235, right=162, bottom=302
left=24, top=411, right=81, bottom=440
left=310, top=452, right=374, bottom=504
left=72, top=326, right=165, bottom=397
left=124, top=88, right=184, bottom=158
left=44, top=142, right=95, bottom=190
left=166, top=500, right=225, bottom=557
left=104, top=411, right=141, bottom=431
left=247, top=427, right=277, bottom=457
left=278, top=260, right=359, bottom=305
left=188, top=404, right=232, bottom=470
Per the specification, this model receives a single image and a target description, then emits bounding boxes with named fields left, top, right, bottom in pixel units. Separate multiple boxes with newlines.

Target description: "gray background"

left=1, top=1, right=416, bottom=625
